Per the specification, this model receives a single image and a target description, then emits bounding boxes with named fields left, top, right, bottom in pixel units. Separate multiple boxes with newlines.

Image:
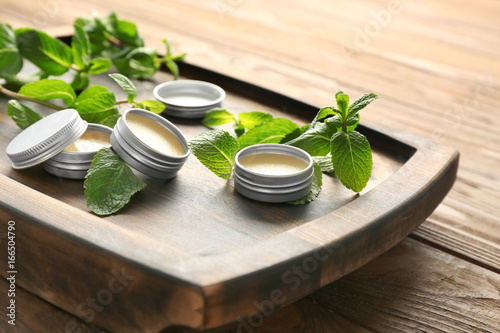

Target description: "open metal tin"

left=234, top=144, right=314, bottom=202
left=153, top=80, right=225, bottom=118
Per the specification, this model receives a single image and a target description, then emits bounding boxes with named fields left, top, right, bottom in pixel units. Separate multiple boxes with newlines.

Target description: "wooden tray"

left=0, top=57, right=459, bottom=332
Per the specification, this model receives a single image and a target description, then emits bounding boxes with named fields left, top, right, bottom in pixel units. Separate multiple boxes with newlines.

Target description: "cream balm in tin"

left=111, top=108, right=190, bottom=179
left=6, top=109, right=87, bottom=170
left=234, top=144, right=314, bottom=203
left=43, top=124, right=112, bottom=179
left=153, top=80, right=225, bottom=118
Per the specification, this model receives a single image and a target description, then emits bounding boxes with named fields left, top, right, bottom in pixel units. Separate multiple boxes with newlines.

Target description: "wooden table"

left=1, top=0, right=499, bottom=332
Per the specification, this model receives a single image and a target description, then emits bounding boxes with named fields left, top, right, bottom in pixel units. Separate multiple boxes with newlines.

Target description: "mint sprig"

left=0, top=12, right=185, bottom=90
left=328, top=91, right=379, bottom=191
left=84, top=148, right=146, bottom=216
left=1, top=73, right=165, bottom=130
left=196, top=91, right=379, bottom=200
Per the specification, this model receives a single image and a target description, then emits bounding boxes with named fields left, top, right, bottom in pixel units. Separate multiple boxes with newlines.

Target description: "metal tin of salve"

left=110, top=108, right=190, bottom=179
left=153, top=80, right=225, bottom=118
left=6, top=109, right=87, bottom=170
left=234, top=144, right=314, bottom=203
left=43, top=123, right=112, bottom=179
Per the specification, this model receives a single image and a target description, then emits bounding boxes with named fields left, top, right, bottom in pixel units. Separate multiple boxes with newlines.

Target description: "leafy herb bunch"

left=0, top=11, right=185, bottom=91
left=190, top=91, right=379, bottom=204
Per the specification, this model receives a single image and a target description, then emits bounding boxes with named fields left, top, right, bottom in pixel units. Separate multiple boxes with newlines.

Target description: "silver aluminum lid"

left=6, top=109, right=88, bottom=169
left=153, top=80, right=225, bottom=118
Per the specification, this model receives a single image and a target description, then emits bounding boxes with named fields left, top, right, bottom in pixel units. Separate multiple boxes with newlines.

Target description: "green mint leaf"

left=289, top=161, right=322, bottom=205
left=7, top=100, right=43, bottom=129
left=72, top=24, right=90, bottom=71
left=19, top=79, right=76, bottom=106
left=315, top=106, right=342, bottom=123
left=313, top=156, right=334, bottom=173
left=335, top=91, right=349, bottom=119
left=115, top=18, right=143, bottom=47
left=0, top=24, right=22, bottom=76
left=330, top=130, right=372, bottom=192
left=109, top=73, right=137, bottom=103
left=15, top=28, right=72, bottom=76
left=346, top=93, right=379, bottom=120
left=132, top=100, right=165, bottom=114
left=84, top=147, right=146, bottom=216
left=324, top=114, right=360, bottom=132
left=165, top=58, right=179, bottom=80
left=114, top=47, right=158, bottom=78
left=70, top=72, right=90, bottom=91
left=281, top=126, right=306, bottom=143
left=98, top=12, right=144, bottom=48
left=238, top=111, right=273, bottom=130
left=189, top=130, right=239, bottom=180
left=98, top=114, right=121, bottom=128
left=74, top=17, right=107, bottom=55
left=74, top=86, right=118, bottom=123
left=172, top=53, right=187, bottom=62
left=202, top=108, right=235, bottom=127
left=73, top=91, right=119, bottom=123
left=77, top=85, right=110, bottom=101
left=88, top=57, right=112, bottom=74
left=94, top=12, right=116, bottom=36
left=285, top=117, right=339, bottom=156
left=238, top=118, right=298, bottom=149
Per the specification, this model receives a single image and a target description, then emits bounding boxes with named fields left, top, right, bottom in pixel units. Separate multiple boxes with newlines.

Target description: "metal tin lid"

left=6, top=109, right=88, bottom=169
left=153, top=80, right=225, bottom=118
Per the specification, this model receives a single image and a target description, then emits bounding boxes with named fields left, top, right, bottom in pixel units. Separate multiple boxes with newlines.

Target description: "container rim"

left=153, top=80, right=225, bottom=109
left=234, top=144, right=313, bottom=179
left=55, top=123, right=113, bottom=156
left=122, top=108, right=191, bottom=160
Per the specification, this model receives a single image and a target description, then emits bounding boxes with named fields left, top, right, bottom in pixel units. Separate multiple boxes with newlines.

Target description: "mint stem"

left=0, top=86, right=65, bottom=111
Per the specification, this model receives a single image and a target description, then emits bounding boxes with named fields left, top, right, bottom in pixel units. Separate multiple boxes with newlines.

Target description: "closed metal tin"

left=6, top=109, right=87, bottom=170
left=43, top=123, right=112, bottom=179
left=110, top=108, right=190, bottom=179
left=153, top=80, right=225, bottom=118
left=234, top=144, right=314, bottom=203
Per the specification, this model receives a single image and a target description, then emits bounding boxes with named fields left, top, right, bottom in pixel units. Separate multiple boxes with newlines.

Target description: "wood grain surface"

left=0, top=0, right=499, bottom=332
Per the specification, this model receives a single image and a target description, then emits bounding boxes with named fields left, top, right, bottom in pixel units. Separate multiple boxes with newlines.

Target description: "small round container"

left=111, top=108, right=190, bottom=179
left=153, top=80, right=225, bottom=118
left=6, top=109, right=88, bottom=170
left=234, top=144, right=314, bottom=203
left=43, top=124, right=112, bottom=179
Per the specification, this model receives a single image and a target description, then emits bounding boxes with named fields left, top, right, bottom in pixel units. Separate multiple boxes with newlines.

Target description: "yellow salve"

left=65, top=129, right=110, bottom=152
left=126, top=113, right=185, bottom=156
left=239, top=153, right=308, bottom=175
